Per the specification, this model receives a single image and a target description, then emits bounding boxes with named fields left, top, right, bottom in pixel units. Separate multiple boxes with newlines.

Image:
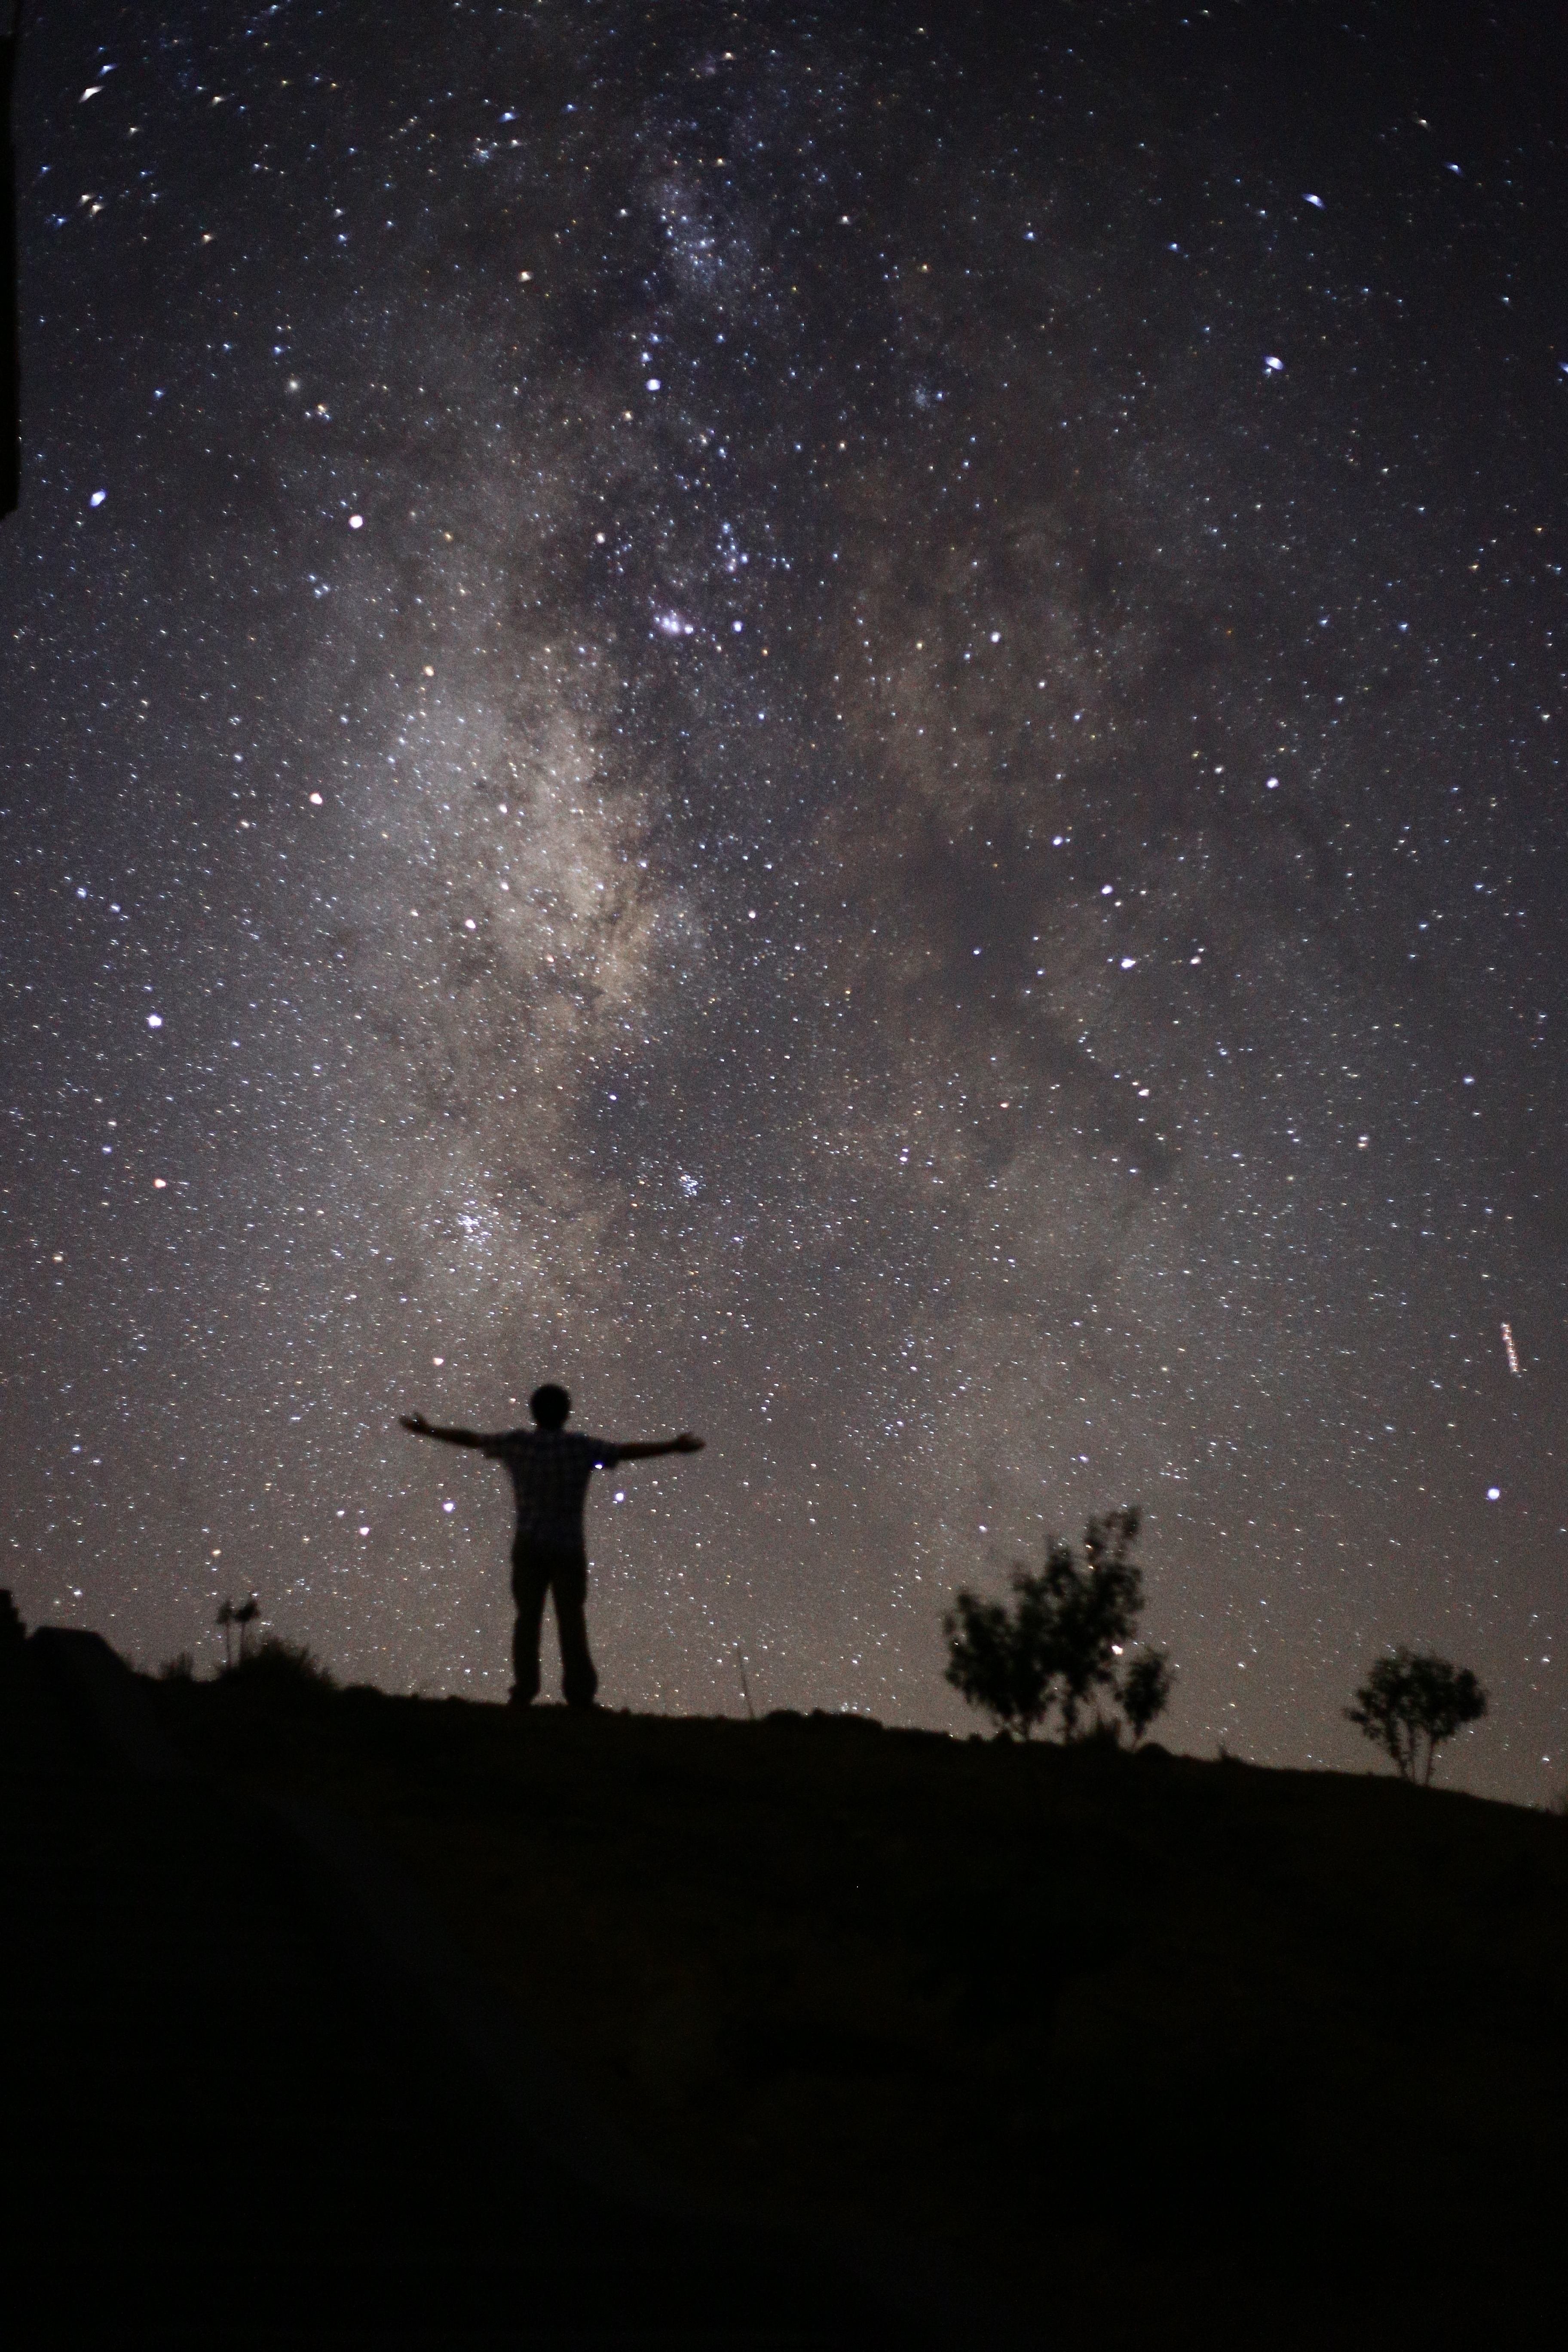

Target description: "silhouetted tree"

left=1051, top=1509, right=1143, bottom=1740
left=943, top=1579, right=1057, bottom=1740
left=1120, top=1649, right=1175, bottom=1746
left=1346, top=1649, right=1487, bottom=1785
left=945, top=1509, right=1170, bottom=1744
left=216, top=1593, right=260, bottom=1671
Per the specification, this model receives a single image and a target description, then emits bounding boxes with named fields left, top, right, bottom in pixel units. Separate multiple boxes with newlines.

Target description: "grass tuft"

left=224, top=1634, right=338, bottom=1694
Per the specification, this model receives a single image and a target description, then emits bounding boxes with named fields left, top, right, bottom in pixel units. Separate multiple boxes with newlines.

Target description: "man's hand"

left=673, top=1432, right=705, bottom=1453
left=401, top=1412, right=433, bottom=1436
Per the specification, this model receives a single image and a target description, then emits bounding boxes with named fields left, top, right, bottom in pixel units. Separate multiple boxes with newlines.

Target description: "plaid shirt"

left=481, top=1428, right=622, bottom=1547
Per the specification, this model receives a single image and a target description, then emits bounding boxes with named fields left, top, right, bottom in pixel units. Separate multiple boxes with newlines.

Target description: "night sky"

left=4, top=1, right=1564, bottom=1800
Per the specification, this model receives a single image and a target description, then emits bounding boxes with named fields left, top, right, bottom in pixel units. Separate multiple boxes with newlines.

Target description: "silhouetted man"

left=401, top=1384, right=704, bottom=1709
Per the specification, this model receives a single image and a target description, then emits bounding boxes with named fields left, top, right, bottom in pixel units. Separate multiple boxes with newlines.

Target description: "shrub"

left=1120, top=1650, right=1175, bottom=1747
left=227, top=1634, right=338, bottom=1694
left=942, top=1581, right=1057, bottom=1740
left=944, top=1509, right=1173, bottom=1745
left=1346, top=1650, right=1487, bottom=1785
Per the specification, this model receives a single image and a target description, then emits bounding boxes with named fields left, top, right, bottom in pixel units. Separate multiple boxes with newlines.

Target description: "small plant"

left=233, top=1634, right=337, bottom=1691
left=943, top=1579, right=1056, bottom=1740
left=157, top=1651, right=196, bottom=1682
left=1120, top=1649, right=1175, bottom=1747
left=215, top=1593, right=261, bottom=1671
left=1346, top=1649, right=1487, bottom=1785
left=943, top=1508, right=1173, bottom=1745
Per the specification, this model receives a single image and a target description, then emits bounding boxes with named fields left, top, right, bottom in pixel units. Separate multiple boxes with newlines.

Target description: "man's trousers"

left=510, top=1535, right=598, bottom=1708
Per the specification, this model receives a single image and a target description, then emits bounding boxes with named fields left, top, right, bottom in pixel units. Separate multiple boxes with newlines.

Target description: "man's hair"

left=529, top=1382, right=571, bottom=1430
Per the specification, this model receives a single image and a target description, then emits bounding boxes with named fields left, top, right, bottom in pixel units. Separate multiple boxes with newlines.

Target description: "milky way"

left=4, top=2, right=1565, bottom=1798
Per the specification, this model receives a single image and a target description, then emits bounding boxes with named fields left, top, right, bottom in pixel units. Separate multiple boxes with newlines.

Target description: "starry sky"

left=3, top=0, right=1564, bottom=1799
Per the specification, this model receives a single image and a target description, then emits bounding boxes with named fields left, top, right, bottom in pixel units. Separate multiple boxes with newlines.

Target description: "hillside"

left=148, top=1661, right=1568, bottom=2347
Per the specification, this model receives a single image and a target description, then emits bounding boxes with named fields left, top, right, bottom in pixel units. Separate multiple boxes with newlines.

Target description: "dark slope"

left=144, top=1661, right=1568, bottom=2349
left=3, top=1626, right=900, bottom=2349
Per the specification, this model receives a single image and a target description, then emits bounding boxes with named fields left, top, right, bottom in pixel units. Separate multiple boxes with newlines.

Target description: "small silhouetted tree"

left=216, top=1593, right=260, bottom=1671
left=1052, top=1509, right=1143, bottom=1739
left=1120, top=1649, right=1175, bottom=1746
left=945, top=1508, right=1172, bottom=1744
left=943, top=1579, right=1057, bottom=1740
left=1346, top=1649, right=1487, bottom=1785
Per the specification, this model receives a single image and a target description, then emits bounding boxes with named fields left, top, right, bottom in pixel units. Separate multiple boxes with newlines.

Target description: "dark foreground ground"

left=6, top=1625, right=900, bottom=2350
left=10, top=1626, right=1568, bottom=2347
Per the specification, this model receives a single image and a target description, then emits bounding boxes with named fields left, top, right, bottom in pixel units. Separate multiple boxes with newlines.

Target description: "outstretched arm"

left=614, top=1432, right=705, bottom=1461
left=400, top=1412, right=492, bottom=1449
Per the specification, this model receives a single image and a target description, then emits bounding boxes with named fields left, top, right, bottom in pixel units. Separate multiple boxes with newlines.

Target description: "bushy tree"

left=1346, top=1649, right=1487, bottom=1785
left=944, top=1508, right=1174, bottom=1744
left=942, top=1579, right=1058, bottom=1740
left=1120, top=1649, right=1175, bottom=1747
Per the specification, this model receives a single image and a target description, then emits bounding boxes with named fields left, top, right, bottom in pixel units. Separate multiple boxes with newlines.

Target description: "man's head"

left=529, top=1382, right=571, bottom=1431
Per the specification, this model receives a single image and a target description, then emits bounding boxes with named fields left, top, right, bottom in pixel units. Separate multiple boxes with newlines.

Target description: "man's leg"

left=508, top=1540, right=551, bottom=1706
left=551, top=1552, right=598, bottom=1709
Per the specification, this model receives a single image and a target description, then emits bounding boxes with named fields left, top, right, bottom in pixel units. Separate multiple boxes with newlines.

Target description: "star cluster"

left=3, top=1, right=1564, bottom=1796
